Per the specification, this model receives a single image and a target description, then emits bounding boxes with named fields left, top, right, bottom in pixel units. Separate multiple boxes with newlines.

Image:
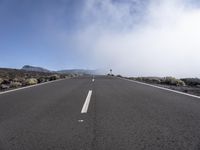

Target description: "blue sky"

left=0, top=0, right=200, bottom=77
left=0, top=0, right=149, bottom=70
left=0, top=0, right=85, bottom=70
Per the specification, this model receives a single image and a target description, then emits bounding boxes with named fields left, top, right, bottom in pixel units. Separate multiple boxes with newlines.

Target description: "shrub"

left=149, top=78, right=161, bottom=84
left=64, top=75, right=70, bottom=79
left=69, top=74, right=76, bottom=77
left=116, top=75, right=122, bottom=78
left=58, top=74, right=64, bottom=79
left=10, top=82, right=22, bottom=88
left=25, top=78, right=38, bottom=85
left=141, top=77, right=161, bottom=84
left=0, top=78, right=3, bottom=84
left=37, top=77, right=46, bottom=83
left=0, top=84, right=10, bottom=90
left=176, top=80, right=186, bottom=86
left=10, top=78, right=25, bottom=83
left=44, top=77, right=50, bottom=82
left=2, top=79, right=10, bottom=85
left=12, top=78, right=19, bottom=82
left=107, top=73, right=114, bottom=76
left=137, top=77, right=143, bottom=81
left=49, top=74, right=60, bottom=81
left=128, top=77, right=135, bottom=80
left=163, top=77, right=185, bottom=86
left=181, top=78, right=200, bottom=86
left=164, top=77, right=176, bottom=85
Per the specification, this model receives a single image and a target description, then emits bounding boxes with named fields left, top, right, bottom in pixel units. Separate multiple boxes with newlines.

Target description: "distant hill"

left=21, top=65, right=98, bottom=75
left=21, top=65, right=51, bottom=73
left=21, top=65, right=101, bottom=75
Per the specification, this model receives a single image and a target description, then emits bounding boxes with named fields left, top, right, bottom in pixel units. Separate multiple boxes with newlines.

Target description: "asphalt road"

left=1, top=76, right=200, bottom=150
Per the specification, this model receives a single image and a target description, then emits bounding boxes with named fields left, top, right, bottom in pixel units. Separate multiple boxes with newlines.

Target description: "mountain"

left=21, top=65, right=51, bottom=73
left=21, top=65, right=102, bottom=75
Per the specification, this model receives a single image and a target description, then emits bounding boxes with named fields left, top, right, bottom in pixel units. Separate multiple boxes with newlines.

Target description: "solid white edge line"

left=81, top=90, right=92, bottom=113
left=0, top=78, right=67, bottom=95
left=119, top=77, right=200, bottom=99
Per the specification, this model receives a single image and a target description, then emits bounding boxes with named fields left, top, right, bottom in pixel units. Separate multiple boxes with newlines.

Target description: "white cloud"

left=73, top=0, right=200, bottom=77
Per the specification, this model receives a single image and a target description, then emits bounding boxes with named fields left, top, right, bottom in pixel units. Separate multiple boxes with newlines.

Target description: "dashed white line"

left=78, top=120, right=84, bottom=122
left=81, top=90, right=92, bottom=113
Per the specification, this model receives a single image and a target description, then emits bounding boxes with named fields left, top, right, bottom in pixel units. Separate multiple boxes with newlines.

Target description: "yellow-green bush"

left=163, top=77, right=185, bottom=86
left=10, top=82, right=22, bottom=88
left=25, top=78, right=38, bottom=85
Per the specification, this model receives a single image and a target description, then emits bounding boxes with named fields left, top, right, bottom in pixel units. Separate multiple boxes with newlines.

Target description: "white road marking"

left=81, top=90, right=92, bottom=113
left=120, top=77, right=200, bottom=99
left=92, top=79, right=95, bottom=82
left=78, top=120, right=84, bottom=122
left=0, top=78, right=66, bottom=95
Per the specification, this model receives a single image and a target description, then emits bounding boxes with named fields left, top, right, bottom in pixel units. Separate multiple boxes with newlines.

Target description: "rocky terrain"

left=125, top=76, right=200, bottom=96
left=0, top=67, right=77, bottom=92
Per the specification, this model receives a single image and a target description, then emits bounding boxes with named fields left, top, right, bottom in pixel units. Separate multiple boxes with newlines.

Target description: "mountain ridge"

left=21, top=65, right=50, bottom=73
left=21, top=65, right=99, bottom=75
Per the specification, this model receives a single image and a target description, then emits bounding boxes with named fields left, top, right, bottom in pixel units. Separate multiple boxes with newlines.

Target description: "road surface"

left=0, top=76, right=200, bottom=150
